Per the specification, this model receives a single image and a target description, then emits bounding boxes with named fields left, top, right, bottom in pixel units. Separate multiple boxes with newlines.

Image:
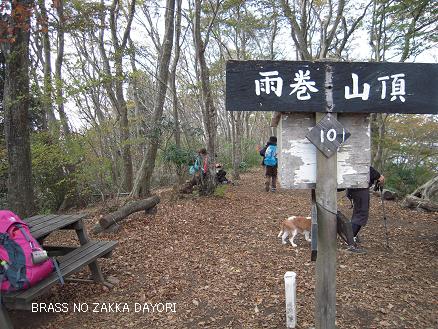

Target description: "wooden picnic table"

left=1, top=213, right=118, bottom=329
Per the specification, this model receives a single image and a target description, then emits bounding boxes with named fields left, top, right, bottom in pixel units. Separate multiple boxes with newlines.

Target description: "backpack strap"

left=194, top=156, right=200, bottom=171
left=17, top=225, right=37, bottom=251
left=53, top=259, right=64, bottom=285
left=0, top=268, right=4, bottom=301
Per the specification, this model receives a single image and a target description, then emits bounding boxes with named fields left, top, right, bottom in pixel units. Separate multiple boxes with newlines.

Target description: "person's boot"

left=271, top=178, right=277, bottom=192
left=265, top=180, right=270, bottom=192
left=354, top=235, right=362, bottom=244
left=347, top=244, right=366, bottom=254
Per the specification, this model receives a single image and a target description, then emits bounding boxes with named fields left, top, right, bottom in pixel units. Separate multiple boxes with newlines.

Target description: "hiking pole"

left=375, top=182, right=389, bottom=248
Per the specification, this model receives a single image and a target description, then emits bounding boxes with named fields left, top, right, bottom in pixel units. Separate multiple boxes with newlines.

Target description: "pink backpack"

left=0, top=210, right=57, bottom=292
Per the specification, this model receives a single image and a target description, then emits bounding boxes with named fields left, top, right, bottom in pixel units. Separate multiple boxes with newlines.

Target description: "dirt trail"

left=11, top=168, right=438, bottom=329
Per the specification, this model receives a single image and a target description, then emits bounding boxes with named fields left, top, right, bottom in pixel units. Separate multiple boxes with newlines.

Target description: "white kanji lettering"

left=344, top=73, right=370, bottom=100
left=389, top=73, right=406, bottom=102
left=378, top=73, right=406, bottom=102
left=255, top=71, right=283, bottom=97
left=289, top=70, right=319, bottom=100
left=377, top=76, right=390, bottom=99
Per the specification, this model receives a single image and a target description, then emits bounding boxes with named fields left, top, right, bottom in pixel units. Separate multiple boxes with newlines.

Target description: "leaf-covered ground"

left=11, top=168, right=438, bottom=329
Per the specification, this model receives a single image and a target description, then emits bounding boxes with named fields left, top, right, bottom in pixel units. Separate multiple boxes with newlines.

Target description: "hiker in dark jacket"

left=346, top=166, right=385, bottom=249
left=215, top=163, right=229, bottom=184
left=260, top=136, right=278, bottom=192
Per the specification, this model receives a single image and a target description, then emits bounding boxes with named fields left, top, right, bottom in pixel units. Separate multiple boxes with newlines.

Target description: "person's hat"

left=269, top=136, right=277, bottom=143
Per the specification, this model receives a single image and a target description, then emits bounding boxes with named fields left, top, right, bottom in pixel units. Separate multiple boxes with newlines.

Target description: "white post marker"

left=284, top=271, right=297, bottom=328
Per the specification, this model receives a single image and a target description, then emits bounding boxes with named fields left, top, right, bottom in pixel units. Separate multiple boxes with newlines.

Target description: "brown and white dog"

left=278, top=216, right=311, bottom=247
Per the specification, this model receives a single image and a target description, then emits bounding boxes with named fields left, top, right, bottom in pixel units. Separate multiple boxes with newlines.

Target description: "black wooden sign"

left=226, top=60, right=438, bottom=114
left=306, top=114, right=351, bottom=158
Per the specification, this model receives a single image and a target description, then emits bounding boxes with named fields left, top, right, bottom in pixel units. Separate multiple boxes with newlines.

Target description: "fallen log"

left=410, top=176, right=438, bottom=202
left=93, top=223, right=121, bottom=234
left=98, top=195, right=160, bottom=229
left=401, top=195, right=438, bottom=212
left=401, top=176, right=438, bottom=212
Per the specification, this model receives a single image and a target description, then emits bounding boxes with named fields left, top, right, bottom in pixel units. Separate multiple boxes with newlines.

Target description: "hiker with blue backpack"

left=260, top=136, right=278, bottom=192
left=181, top=148, right=209, bottom=193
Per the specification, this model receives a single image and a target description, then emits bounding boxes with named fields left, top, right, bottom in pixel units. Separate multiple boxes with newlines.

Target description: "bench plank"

left=29, top=216, right=70, bottom=231
left=3, top=240, right=117, bottom=310
left=28, top=215, right=87, bottom=240
left=23, top=214, right=49, bottom=222
left=25, top=214, right=86, bottom=229
left=26, top=214, right=84, bottom=229
left=24, top=214, right=62, bottom=227
left=44, top=246, right=78, bottom=257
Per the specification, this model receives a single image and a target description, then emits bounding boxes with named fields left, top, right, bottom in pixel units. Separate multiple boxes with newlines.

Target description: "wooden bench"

left=3, top=240, right=117, bottom=310
left=0, top=214, right=118, bottom=329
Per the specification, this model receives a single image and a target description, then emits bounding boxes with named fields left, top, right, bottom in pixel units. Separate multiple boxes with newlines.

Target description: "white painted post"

left=284, top=271, right=297, bottom=328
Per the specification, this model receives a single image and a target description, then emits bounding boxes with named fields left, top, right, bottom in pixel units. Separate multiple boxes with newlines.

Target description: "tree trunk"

left=280, top=0, right=312, bottom=60
left=399, top=2, right=428, bottom=63
left=194, top=0, right=217, bottom=195
left=98, top=0, right=136, bottom=192
left=232, top=112, right=243, bottom=180
left=38, top=0, right=56, bottom=126
left=111, top=0, right=135, bottom=192
left=2, top=1, right=35, bottom=218
left=230, top=111, right=237, bottom=179
left=130, top=0, right=175, bottom=198
left=245, top=112, right=250, bottom=140
left=115, top=56, right=133, bottom=192
left=372, top=113, right=387, bottom=171
left=128, top=38, right=146, bottom=171
left=54, top=0, right=70, bottom=136
left=170, top=0, right=183, bottom=184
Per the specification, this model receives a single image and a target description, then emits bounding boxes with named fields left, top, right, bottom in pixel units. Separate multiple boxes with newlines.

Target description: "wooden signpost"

left=226, top=60, right=438, bottom=329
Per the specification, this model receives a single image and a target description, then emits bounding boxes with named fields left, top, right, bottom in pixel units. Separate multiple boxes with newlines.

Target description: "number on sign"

left=320, top=128, right=346, bottom=143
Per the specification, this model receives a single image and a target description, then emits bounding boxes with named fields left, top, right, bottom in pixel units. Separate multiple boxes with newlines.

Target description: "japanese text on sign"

left=255, top=71, right=406, bottom=102
left=226, top=61, right=438, bottom=114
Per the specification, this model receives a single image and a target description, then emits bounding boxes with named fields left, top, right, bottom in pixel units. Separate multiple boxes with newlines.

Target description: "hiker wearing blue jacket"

left=259, top=136, right=278, bottom=192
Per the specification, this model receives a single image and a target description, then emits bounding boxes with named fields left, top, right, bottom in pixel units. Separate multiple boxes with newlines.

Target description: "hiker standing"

left=189, top=148, right=209, bottom=186
left=346, top=166, right=385, bottom=249
left=260, top=136, right=278, bottom=192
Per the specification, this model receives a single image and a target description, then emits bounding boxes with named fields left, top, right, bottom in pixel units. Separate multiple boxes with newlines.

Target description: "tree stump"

left=373, top=189, right=398, bottom=200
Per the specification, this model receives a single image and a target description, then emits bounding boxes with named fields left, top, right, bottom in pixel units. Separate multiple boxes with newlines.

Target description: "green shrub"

left=383, top=163, right=434, bottom=196
left=214, top=184, right=228, bottom=197
left=239, top=161, right=249, bottom=172
left=216, top=138, right=261, bottom=171
left=161, top=144, right=195, bottom=167
left=31, top=132, right=88, bottom=212
left=241, top=138, right=262, bottom=168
